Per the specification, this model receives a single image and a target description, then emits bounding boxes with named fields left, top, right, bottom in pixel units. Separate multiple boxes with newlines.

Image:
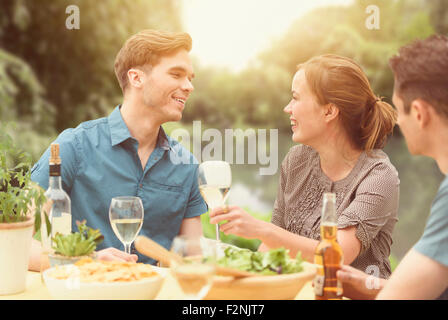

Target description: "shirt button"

left=139, top=183, right=143, bottom=188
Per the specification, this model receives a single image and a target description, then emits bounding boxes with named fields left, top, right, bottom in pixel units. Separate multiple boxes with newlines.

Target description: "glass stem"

left=215, top=224, right=220, bottom=241
left=124, top=243, right=131, bottom=255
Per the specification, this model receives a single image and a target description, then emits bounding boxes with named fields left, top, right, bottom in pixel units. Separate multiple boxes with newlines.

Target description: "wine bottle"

left=45, top=143, right=72, bottom=242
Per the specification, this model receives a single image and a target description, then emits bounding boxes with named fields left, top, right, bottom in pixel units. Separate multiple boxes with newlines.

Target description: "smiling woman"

left=209, top=54, right=400, bottom=281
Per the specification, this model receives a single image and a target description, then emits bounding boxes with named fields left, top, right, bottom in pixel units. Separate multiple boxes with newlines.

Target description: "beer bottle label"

left=314, top=250, right=325, bottom=297
left=314, top=274, right=325, bottom=296
left=336, top=277, right=343, bottom=297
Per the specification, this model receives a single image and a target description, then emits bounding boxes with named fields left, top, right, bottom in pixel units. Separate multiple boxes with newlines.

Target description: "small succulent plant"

left=52, top=220, right=104, bottom=257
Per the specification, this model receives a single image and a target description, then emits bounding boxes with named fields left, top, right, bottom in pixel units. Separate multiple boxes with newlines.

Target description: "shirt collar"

left=108, top=105, right=133, bottom=146
left=157, top=126, right=172, bottom=151
left=108, top=105, right=172, bottom=151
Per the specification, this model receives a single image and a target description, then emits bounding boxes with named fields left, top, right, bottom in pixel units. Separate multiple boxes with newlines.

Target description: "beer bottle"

left=314, top=193, right=343, bottom=300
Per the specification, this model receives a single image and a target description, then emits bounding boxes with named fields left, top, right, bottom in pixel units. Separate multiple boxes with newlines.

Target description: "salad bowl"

left=205, top=262, right=316, bottom=300
left=204, top=245, right=316, bottom=300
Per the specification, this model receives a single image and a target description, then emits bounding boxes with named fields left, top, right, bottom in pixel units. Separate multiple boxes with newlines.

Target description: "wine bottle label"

left=51, top=212, right=72, bottom=236
left=49, top=164, right=61, bottom=176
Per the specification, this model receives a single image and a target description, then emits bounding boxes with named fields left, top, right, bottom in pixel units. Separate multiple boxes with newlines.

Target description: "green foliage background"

left=1, top=0, right=447, bottom=267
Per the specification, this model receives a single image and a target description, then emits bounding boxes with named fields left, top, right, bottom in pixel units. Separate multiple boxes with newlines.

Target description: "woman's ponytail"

left=360, top=98, right=397, bottom=151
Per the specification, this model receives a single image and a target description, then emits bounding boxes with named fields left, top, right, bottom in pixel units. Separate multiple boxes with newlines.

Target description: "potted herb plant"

left=48, top=220, right=104, bottom=267
left=0, top=125, right=46, bottom=295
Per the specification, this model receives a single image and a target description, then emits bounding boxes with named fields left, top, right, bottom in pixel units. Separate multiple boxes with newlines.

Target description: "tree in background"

left=427, top=0, right=448, bottom=34
left=0, top=0, right=183, bottom=133
left=182, top=0, right=438, bottom=134
left=258, top=0, right=434, bottom=116
left=0, top=48, right=55, bottom=161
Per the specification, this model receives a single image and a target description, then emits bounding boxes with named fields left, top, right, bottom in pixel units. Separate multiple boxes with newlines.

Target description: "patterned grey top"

left=272, top=145, right=400, bottom=278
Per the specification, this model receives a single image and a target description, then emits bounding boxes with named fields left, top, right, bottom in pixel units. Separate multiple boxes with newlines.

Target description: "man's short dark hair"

left=389, top=34, right=448, bottom=118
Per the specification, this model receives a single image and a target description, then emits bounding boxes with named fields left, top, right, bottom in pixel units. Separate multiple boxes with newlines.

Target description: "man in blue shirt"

left=29, top=30, right=207, bottom=269
left=337, top=35, right=448, bottom=299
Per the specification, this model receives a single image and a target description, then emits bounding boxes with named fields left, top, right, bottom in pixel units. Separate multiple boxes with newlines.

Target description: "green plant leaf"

left=0, top=124, right=45, bottom=224
left=51, top=222, right=103, bottom=257
left=33, top=210, right=51, bottom=242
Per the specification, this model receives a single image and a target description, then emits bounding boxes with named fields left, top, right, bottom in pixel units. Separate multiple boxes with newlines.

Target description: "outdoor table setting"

left=0, top=153, right=317, bottom=301
left=0, top=264, right=316, bottom=300
left=0, top=158, right=317, bottom=300
left=0, top=216, right=317, bottom=300
left=0, top=231, right=316, bottom=300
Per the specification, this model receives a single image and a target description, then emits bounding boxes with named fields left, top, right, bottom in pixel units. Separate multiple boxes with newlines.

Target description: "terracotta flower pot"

left=0, top=217, right=35, bottom=295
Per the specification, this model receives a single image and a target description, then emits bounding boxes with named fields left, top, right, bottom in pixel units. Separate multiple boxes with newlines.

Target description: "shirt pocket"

left=148, top=181, right=183, bottom=193
left=140, top=181, right=188, bottom=243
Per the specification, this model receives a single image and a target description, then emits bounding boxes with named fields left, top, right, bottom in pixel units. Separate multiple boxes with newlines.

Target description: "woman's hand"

left=337, top=264, right=385, bottom=300
left=96, top=247, right=138, bottom=263
left=209, top=206, right=266, bottom=239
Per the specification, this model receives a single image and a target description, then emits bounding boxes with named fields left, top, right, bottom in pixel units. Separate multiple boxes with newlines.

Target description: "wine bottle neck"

left=49, top=176, right=62, bottom=189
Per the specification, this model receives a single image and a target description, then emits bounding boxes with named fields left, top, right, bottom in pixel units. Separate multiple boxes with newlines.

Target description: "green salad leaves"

left=216, top=246, right=304, bottom=275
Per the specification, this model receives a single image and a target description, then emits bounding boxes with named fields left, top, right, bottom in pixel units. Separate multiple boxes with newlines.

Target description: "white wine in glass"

left=198, top=161, right=231, bottom=241
left=198, top=186, right=230, bottom=209
left=110, top=218, right=143, bottom=244
left=109, top=196, right=144, bottom=255
left=170, top=236, right=216, bottom=300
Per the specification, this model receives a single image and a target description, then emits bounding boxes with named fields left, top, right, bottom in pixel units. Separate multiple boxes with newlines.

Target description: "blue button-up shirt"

left=31, top=106, right=207, bottom=264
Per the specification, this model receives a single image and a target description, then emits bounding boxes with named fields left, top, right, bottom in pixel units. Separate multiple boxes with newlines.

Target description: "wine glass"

left=109, top=196, right=144, bottom=255
left=170, top=235, right=216, bottom=300
left=198, top=161, right=232, bottom=241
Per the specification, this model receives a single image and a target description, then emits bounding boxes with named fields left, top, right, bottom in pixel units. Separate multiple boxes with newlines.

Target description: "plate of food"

left=43, top=258, right=167, bottom=300
left=204, top=246, right=316, bottom=300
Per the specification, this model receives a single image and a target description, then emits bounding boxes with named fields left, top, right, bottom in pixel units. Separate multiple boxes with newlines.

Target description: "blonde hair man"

left=30, top=30, right=206, bottom=269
